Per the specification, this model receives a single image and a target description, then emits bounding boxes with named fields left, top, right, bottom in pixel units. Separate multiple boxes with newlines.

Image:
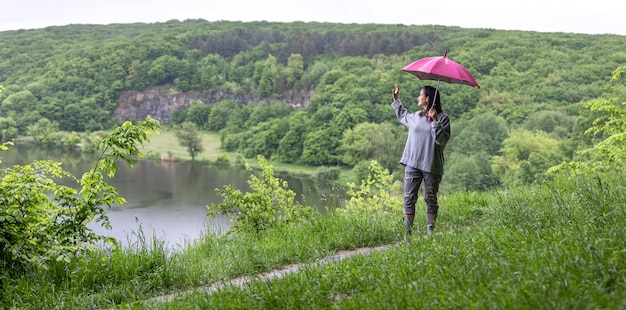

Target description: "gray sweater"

left=392, top=99, right=450, bottom=175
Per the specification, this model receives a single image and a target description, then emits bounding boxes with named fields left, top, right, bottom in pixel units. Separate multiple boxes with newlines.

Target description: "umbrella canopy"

left=401, top=51, right=480, bottom=88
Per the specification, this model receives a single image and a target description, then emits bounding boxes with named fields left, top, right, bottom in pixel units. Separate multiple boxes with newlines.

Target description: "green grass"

left=141, top=129, right=223, bottom=161
left=140, top=128, right=351, bottom=182
left=0, top=210, right=400, bottom=309
left=3, top=170, right=626, bottom=309
left=142, top=171, right=626, bottom=309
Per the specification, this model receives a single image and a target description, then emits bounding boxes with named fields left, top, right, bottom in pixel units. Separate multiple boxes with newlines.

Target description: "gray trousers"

left=403, top=165, right=441, bottom=217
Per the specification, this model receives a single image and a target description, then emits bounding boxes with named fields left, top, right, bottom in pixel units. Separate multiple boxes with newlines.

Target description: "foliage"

left=2, top=21, right=626, bottom=189
left=214, top=154, right=230, bottom=167
left=174, top=121, right=204, bottom=160
left=522, top=109, right=576, bottom=139
left=491, top=129, right=565, bottom=187
left=579, top=73, right=626, bottom=167
left=449, top=109, right=509, bottom=157
left=185, top=102, right=212, bottom=129
left=340, top=122, right=406, bottom=173
left=338, top=160, right=403, bottom=220
left=0, top=117, right=159, bottom=274
left=300, top=127, right=342, bottom=166
left=444, top=153, right=486, bottom=192
left=0, top=116, right=18, bottom=142
left=550, top=67, right=626, bottom=173
left=60, top=131, right=82, bottom=151
left=208, top=155, right=313, bottom=234
left=81, top=131, right=109, bottom=153
left=26, top=117, right=59, bottom=147
left=273, top=111, right=308, bottom=163
left=3, top=152, right=626, bottom=308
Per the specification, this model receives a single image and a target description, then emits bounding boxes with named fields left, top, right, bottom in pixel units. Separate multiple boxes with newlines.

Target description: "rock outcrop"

left=113, top=87, right=203, bottom=124
left=112, top=87, right=313, bottom=124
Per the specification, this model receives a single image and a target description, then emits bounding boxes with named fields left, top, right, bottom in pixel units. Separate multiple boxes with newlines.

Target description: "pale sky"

left=1, top=0, right=624, bottom=35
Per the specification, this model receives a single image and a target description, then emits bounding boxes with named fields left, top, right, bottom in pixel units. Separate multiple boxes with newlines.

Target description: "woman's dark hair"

left=423, top=85, right=442, bottom=113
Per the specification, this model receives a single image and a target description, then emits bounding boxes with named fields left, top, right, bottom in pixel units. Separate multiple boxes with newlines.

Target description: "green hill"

left=1, top=20, right=625, bottom=190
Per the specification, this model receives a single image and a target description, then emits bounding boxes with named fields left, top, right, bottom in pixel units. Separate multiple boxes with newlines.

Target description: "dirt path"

left=137, top=242, right=400, bottom=306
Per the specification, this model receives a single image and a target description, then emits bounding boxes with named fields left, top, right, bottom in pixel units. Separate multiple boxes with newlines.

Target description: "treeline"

left=1, top=20, right=625, bottom=191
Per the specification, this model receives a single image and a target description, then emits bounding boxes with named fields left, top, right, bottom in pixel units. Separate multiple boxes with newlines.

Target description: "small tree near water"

left=339, top=160, right=403, bottom=220
left=208, top=155, right=313, bottom=234
left=174, top=121, right=204, bottom=160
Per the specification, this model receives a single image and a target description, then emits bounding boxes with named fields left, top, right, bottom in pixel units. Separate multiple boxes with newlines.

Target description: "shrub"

left=0, top=118, right=159, bottom=275
left=339, top=160, right=403, bottom=220
left=208, top=155, right=313, bottom=234
left=214, top=154, right=230, bottom=167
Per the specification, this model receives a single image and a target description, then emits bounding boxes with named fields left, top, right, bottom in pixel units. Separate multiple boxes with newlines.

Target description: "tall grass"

left=142, top=170, right=626, bottom=309
left=3, top=170, right=625, bottom=309
left=0, top=211, right=399, bottom=309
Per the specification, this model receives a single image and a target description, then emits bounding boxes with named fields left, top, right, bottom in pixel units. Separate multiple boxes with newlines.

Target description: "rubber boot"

left=426, top=213, right=438, bottom=237
left=403, top=215, right=415, bottom=243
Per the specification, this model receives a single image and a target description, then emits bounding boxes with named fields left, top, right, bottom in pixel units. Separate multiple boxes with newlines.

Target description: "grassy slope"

left=140, top=129, right=223, bottom=161
left=146, top=171, right=626, bottom=309
left=3, top=170, right=625, bottom=309
left=141, top=128, right=355, bottom=182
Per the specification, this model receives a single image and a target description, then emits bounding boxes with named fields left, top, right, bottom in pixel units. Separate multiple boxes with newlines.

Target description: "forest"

left=1, top=19, right=625, bottom=192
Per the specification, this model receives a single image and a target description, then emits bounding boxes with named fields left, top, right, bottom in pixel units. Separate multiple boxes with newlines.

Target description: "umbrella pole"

left=432, top=80, right=441, bottom=110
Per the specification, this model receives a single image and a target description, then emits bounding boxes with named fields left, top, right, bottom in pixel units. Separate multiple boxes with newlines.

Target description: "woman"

left=392, top=83, right=450, bottom=238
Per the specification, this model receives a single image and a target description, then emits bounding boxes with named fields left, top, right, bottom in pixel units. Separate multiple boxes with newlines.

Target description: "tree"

left=60, top=131, right=82, bottom=151
left=198, top=53, right=229, bottom=92
left=445, top=152, right=499, bottom=192
left=331, top=105, right=368, bottom=132
left=300, top=127, right=342, bottom=166
left=185, top=101, right=212, bottom=129
left=244, top=101, right=293, bottom=129
left=575, top=68, right=626, bottom=168
left=274, top=111, right=309, bottom=163
left=1, top=90, right=39, bottom=132
left=340, top=122, right=405, bottom=173
left=449, top=109, right=509, bottom=157
left=258, top=55, right=279, bottom=98
left=0, top=116, right=18, bottom=142
left=209, top=100, right=244, bottom=132
left=0, top=118, right=159, bottom=273
left=285, top=53, right=304, bottom=89
left=523, top=109, right=575, bottom=139
left=174, top=121, right=204, bottom=160
left=208, top=155, right=313, bottom=234
left=491, top=129, right=565, bottom=187
left=26, top=118, right=59, bottom=148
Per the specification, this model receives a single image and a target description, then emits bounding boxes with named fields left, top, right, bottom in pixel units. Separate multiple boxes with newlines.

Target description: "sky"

left=1, top=0, right=624, bottom=36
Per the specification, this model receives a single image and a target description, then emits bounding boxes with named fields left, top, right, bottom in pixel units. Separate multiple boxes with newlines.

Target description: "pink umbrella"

left=401, top=51, right=480, bottom=88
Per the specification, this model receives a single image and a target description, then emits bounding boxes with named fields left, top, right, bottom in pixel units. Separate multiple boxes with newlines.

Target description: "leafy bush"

left=214, top=154, right=230, bottom=167
left=208, top=155, right=313, bottom=234
left=339, top=160, right=403, bottom=220
left=550, top=67, right=626, bottom=173
left=60, top=131, right=82, bottom=151
left=0, top=118, right=159, bottom=275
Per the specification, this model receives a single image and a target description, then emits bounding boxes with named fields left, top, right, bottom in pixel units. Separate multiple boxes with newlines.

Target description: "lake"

left=1, top=144, right=347, bottom=249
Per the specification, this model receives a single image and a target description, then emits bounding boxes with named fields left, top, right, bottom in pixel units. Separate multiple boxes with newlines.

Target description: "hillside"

left=1, top=20, right=625, bottom=190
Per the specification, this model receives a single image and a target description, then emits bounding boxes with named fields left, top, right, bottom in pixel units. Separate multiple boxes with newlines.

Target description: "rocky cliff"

left=112, top=87, right=203, bottom=124
left=112, top=87, right=312, bottom=124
